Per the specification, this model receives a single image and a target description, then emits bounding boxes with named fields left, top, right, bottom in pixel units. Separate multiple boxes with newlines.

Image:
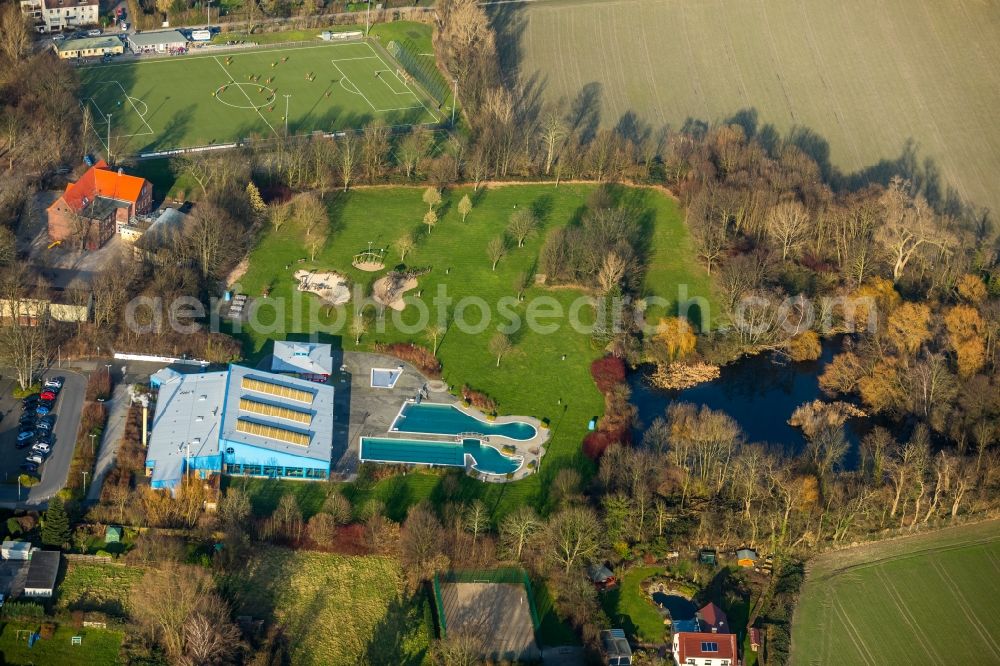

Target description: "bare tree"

left=507, top=208, right=537, bottom=248
left=423, top=209, right=438, bottom=234
left=487, top=236, right=507, bottom=270
left=539, top=110, right=567, bottom=175
left=766, top=200, right=811, bottom=261
left=498, top=506, right=540, bottom=561
left=185, top=204, right=231, bottom=279
left=877, top=177, right=954, bottom=283
left=543, top=506, right=601, bottom=573
left=350, top=310, right=368, bottom=345
left=268, top=200, right=290, bottom=232
left=397, top=126, right=431, bottom=179
left=336, top=133, right=359, bottom=191
left=458, top=194, right=473, bottom=222
left=361, top=119, right=391, bottom=182
left=489, top=331, right=513, bottom=367
left=394, top=233, right=416, bottom=261
left=0, top=6, right=31, bottom=63
left=293, top=192, right=326, bottom=238
left=425, top=323, right=446, bottom=355
left=422, top=186, right=442, bottom=212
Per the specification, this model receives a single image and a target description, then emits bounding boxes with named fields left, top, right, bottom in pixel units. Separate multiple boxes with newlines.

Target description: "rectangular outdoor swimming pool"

left=392, top=402, right=537, bottom=441
left=359, top=437, right=522, bottom=475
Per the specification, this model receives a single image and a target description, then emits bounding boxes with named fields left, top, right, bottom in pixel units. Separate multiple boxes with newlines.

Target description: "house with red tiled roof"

left=697, top=602, right=730, bottom=634
left=672, top=631, right=738, bottom=666
left=47, top=160, right=152, bottom=250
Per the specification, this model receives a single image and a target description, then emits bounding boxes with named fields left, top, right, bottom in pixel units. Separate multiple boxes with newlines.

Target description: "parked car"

left=36, top=420, right=53, bottom=432
left=87, top=29, right=102, bottom=36
left=52, top=33, right=66, bottom=42
left=19, top=415, right=35, bottom=427
left=44, top=377, right=64, bottom=390
left=18, top=424, right=35, bottom=435
left=38, top=414, right=56, bottom=426
left=31, top=443, right=51, bottom=455
left=20, top=462, right=39, bottom=474
left=35, top=405, right=50, bottom=417
left=16, top=431, right=34, bottom=443
left=40, top=389, right=57, bottom=402
left=35, top=431, right=52, bottom=444
left=21, top=394, right=39, bottom=407
left=25, top=454, right=44, bottom=465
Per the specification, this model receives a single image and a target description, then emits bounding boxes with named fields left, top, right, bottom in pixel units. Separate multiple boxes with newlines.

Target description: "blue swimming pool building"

left=146, top=364, right=335, bottom=491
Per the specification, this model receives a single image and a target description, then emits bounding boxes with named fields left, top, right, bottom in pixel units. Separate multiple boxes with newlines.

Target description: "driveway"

left=0, top=370, right=86, bottom=508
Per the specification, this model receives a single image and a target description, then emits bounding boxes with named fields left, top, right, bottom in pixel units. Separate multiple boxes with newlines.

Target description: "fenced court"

left=434, top=569, right=540, bottom=661
left=78, top=40, right=441, bottom=157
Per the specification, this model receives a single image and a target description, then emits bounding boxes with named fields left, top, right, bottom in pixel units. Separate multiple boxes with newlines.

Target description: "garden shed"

left=105, top=526, right=123, bottom=543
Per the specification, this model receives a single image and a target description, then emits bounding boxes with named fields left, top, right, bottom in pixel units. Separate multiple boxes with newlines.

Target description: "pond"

left=650, top=592, right=697, bottom=622
left=628, top=337, right=869, bottom=467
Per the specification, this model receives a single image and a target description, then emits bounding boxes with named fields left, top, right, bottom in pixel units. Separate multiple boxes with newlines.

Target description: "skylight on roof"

left=701, top=642, right=718, bottom=652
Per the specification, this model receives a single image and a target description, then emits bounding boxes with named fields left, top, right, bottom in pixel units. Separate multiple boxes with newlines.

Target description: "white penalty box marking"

left=84, top=80, right=155, bottom=143
left=329, top=43, right=423, bottom=113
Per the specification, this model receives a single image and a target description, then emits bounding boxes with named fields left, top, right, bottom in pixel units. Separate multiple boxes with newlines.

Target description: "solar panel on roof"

left=241, top=377, right=314, bottom=404
left=239, top=397, right=312, bottom=425
left=701, top=642, right=718, bottom=652
left=236, top=418, right=311, bottom=446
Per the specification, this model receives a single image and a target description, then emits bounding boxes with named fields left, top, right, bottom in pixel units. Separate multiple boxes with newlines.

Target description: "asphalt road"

left=0, top=370, right=86, bottom=508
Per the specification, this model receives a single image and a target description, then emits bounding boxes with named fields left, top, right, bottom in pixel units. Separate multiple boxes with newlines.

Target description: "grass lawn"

left=218, top=547, right=432, bottom=665
left=215, top=21, right=434, bottom=53
left=600, top=566, right=666, bottom=644
left=791, top=520, right=1000, bottom=665
left=0, top=623, right=123, bottom=665
left=54, top=562, right=144, bottom=618
left=232, top=183, right=713, bottom=521
left=79, top=36, right=438, bottom=155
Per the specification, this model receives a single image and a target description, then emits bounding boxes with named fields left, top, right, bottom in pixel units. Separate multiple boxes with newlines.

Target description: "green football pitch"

left=78, top=40, right=441, bottom=156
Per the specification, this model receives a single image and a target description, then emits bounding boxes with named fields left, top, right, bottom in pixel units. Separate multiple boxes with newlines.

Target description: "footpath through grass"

left=791, top=520, right=1000, bottom=665
left=233, top=183, right=713, bottom=520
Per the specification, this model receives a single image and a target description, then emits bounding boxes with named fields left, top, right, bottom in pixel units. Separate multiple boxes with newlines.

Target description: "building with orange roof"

left=47, top=160, right=152, bottom=250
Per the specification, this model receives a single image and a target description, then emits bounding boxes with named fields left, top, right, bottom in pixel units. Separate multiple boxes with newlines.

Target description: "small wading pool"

left=371, top=367, right=402, bottom=388
left=392, top=402, right=537, bottom=441
left=359, top=437, right=522, bottom=475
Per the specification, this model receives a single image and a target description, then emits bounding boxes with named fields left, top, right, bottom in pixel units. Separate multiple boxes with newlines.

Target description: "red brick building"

left=47, top=160, right=152, bottom=250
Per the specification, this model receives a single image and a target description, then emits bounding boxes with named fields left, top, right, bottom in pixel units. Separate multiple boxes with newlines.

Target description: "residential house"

left=20, top=0, right=98, bottom=33
left=47, top=160, right=152, bottom=250
left=697, top=603, right=730, bottom=634
left=672, top=632, right=738, bottom=666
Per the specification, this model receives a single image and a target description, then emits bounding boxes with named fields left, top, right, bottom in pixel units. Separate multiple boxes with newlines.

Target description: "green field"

left=0, top=623, right=124, bottom=665
left=55, top=562, right=144, bottom=617
left=218, top=547, right=432, bottom=665
left=510, top=0, right=1000, bottom=214
left=79, top=38, right=439, bottom=155
left=791, top=520, right=1000, bottom=665
left=233, top=183, right=713, bottom=519
left=600, top=566, right=668, bottom=644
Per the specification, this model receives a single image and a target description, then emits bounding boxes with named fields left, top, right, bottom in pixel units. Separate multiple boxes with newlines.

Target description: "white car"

left=31, top=443, right=51, bottom=455
left=25, top=454, right=44, bottom=465
left=87, top=29, right=102, bottom=36
left=52, top=34, right=66, bottom=42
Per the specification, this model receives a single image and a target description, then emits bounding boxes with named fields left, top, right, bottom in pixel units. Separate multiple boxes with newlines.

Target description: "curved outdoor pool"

left=391, top=402, right=537, bottom=441
left=359, top=436, right=522, bottom=475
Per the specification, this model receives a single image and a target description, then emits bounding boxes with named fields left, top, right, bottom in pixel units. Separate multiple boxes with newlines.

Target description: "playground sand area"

left=294, top=269, right=351, bottom=305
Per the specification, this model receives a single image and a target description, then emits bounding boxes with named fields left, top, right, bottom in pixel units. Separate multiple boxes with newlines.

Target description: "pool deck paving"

left=331, top=351, right=549, bottom=481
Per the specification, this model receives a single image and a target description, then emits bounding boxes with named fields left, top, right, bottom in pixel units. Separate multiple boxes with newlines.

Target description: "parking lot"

left=0, top=370, right=86, bottom=507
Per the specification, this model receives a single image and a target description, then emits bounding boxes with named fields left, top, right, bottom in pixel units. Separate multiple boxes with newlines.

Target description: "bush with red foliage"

left=461, top=384, right=497, bottom=414
left=590, top=355, right=627, bottom=393
left=374, top=342, right=442, bottom=377
left=582, top=430, right=614, bottom=460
